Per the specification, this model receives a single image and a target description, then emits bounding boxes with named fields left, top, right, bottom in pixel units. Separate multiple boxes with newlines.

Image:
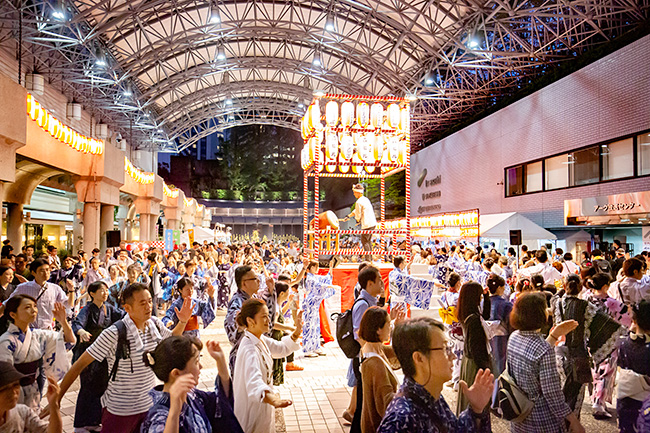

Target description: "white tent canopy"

left=479, top=212, right=557, bottom=246
left=190, top=226, right=216, bottom=243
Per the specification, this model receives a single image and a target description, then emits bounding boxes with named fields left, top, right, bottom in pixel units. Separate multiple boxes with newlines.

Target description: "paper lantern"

left=341, top=101, right=354, bottom=127
left=356, top=102, right=370, bottom=128
left=398, top=139, right=407, bottom=164
left=309, top=137, right=319, bottom=161
left=339, top=155, right=350, bottom=173
left=370, top=103, right=384, bottom=129
left=301, top=116, right=311, bottom=139
left=358, top=135, right=373, bottom=163
left=351, top=153, right=364, bottom=174
left=325, top=156, right=337, bottom=172
left=388, top=136, right=400, bottom=162
left=325, top=101, right=339, bottom=127
left=372, top=134, right=384, bottom=160
left=325, top=132, right=338, bottom=160
left=399, top=107, right=409, bottom=132
left=317, top=150, right=325, bottom=172
left=300, top=146, right=310, bottom=169
left=340, top=134, right=354, bottom=160
left=387, top=103, right=400, bottom=129
left=308, top=101, right=321, bottom=129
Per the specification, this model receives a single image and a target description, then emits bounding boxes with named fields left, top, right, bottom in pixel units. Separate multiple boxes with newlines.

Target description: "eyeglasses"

left=243, top=278, right=258, bottom=283
left=425, top=343, right=454, bottom=358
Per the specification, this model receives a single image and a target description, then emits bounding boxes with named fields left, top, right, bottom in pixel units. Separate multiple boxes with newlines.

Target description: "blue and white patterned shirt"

left=377, top=377, right=490, bottom=433
left=225, top=289, right=251, bottom=376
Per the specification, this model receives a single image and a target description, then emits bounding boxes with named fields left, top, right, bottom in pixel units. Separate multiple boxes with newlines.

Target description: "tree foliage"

left=362, top=170, right=406, bottom=220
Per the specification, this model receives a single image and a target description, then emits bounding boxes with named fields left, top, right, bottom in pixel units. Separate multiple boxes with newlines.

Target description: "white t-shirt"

left=353, top=196, right=377, bottom=229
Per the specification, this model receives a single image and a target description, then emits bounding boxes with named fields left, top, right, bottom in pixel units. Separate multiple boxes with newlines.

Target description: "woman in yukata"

left=0, top=294, right=76, bottom=410
left=216, top=254, right=232, bottom=309
left=302, top=260, right=336, bottom=357
left=162, top=277, right=216, bottom=339
left=233, top=299, right=303, bottom=433
left=71, top=281, right=124, bottom=432
left=141, top=335, right=244, bottom=433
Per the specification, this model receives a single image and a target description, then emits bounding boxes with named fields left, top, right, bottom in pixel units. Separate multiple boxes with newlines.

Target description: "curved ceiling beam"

left=168, top=96, right=302, bottom=138
left=161, top=80, right=313, bottom=123
left=141, top=56, right=370, bottom=108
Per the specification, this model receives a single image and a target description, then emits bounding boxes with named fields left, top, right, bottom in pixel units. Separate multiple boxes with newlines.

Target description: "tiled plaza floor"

left=54, top=311, right=618, bottom=432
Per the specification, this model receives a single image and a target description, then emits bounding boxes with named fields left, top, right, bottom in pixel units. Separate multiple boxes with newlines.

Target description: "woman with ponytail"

left=551, top=274, right=626, bottom=419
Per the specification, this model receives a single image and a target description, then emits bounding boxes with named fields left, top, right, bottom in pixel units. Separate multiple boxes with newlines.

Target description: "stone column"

left=83, top=202, right=101, bottom=251
left=100, top=204, right=115, bottom=251
left=167, top=219, right=180, bottom=230
left=125, top=220, right=133, bottom=242
left=139, top=213, right=151, bottom=242
left=6, top=202, right=23, bottom=251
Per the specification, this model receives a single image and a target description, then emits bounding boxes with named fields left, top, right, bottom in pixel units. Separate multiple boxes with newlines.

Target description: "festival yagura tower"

left=300, top=93, right=412, bottom=261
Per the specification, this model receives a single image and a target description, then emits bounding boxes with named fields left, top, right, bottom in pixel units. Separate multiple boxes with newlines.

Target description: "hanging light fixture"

left=95, top=48, right=107, bottom=67
left=215, top=45, right=226, bottom=61
left=324, top=15, right=336, bottom=32
left=52, top=0, right=66, bottom=20
left=209, top=4, right=221, bottom=24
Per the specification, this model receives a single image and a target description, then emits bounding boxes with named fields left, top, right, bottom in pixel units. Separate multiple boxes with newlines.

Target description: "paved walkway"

left=55, top=311, right=619, bottom=432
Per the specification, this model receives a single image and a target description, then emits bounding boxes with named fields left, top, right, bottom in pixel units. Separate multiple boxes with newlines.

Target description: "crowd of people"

left=0, top=236, right=649, bottom=433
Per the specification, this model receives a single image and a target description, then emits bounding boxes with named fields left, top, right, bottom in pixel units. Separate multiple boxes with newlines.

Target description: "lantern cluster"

left=124, top=157, right=155, bottom=184
left=300, top=98, right=409, bottom=174
left=27, top=94, right=104, bottom=155
left=183, top=197, right=196, bottom=208
left=163, top=182, right=180, bottom=198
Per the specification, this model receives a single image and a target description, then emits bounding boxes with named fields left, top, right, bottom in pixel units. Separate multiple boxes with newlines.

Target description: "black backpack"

left=331, top=298, right=368, bottom=358
left=593, top=259, right=612, bottom=277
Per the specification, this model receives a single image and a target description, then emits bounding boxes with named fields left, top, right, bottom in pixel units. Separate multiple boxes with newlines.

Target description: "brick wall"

left=411, top=34, right=650, bottom=230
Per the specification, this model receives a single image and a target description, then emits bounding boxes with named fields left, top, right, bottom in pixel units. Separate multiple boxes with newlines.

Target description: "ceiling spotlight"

left=157, top=129, right=163, bottom=133
left=95, top=48, right=107, bottom=67
left=225, top=98, right=233, bottom=105
left=123, top=86, right=132, bottom=97
left=52, top=0, right=66, bottom=20
left=424, top=72, right=437, bottom=86
left=216, top=46, right=226, bottom=61
left=209, top=5, right=221, bottom=24
left=228, top=114, right=235, bottom=120
left=406, top=94, right=417, bottom=101
left=312, top=52, right=322, bottom=67
left=298, top=103, right=304, bottom=109
left=325, top=16, right=336, bottom=32
left=313, top=90, right=325, bottom=97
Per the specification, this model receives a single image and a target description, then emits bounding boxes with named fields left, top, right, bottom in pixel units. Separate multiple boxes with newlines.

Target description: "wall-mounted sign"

left=565, top=190, right=650, bottom=225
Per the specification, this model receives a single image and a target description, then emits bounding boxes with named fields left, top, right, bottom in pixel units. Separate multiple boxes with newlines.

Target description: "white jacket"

left=233, top=330, right=300, bottom=433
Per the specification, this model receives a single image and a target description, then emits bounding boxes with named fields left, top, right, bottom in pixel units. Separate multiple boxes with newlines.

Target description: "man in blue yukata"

left=377, top=317, right=494, bottom=433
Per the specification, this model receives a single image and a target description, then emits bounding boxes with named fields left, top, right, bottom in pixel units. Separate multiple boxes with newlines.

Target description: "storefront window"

left=639, top=133, right=650, bottom=176
left=525, top=161, right=543, bottom=192
left=506, top=165, right=523, bottom=196
left=545, top=154, right=569, bottom=190
left=569, top=146, right=599, bottom=186
left=601, top=138, right=633, bottom=180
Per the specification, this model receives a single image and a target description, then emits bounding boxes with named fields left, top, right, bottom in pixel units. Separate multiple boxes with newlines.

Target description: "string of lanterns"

left=26, top=94, right=104, bottom=155
left=124, top=156, right=155, bottom=184
left=163, top=182, right=180, bottom=198
left=300, top=96, right=410, bottom=175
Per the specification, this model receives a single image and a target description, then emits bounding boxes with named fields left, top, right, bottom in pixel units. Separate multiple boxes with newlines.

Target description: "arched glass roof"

left=1, top=0, right=647, bottom=152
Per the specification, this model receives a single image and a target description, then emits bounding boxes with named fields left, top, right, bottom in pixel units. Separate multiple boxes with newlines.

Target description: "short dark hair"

left=275, top=281, right=290, bottom=297
left=486, top=274, right=505, bottom=295
left=591, top=249, right=602, bottom=257
left=235, top=265, right=253, bottom=289
left=393, top=256, right=406, bottom=268
left=530, top=274, right=544, bottom=290
left=47, top=245, right=57, bottom=252
left=510, top=292, right=548, bottom=331
left=92, top=248, right=100, bottom=254
left=457, top=282, right=484, bottom=322
left=358, top=307, right=389, bottom=343
left=358, top=266, right=380, bottom=290
left=564, top=252, right=573, bottom=261
left=623, top=258, right=644, bottom=277
left=483, top=258, right=495, bottom=270
left=29, top=258, right=49, bottom=274
left=633, top=300, right=650, bottom=333
left=144, top=335, right=202, bottom=382
left=392, top=317, right=445, bottom=377
left=535, top=250, right=548, bottom=263
left=147, top=253, right=157, bottom=262
left=176, top=277, right=193, bottom=293
left=555, top=248, right=563, bottom=255
left=447, top=272, right=461, bottom=288
left=121, top=283, right=149, bottom=305
left=508, top=247, right=516, bottom=256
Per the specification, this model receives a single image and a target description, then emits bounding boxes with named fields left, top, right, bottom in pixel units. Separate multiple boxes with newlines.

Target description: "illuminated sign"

left=124, top=157, right=154, bottom=184
left=26, top=94, right=104, bottom=155
left=382, top=210, right=479, bottom=240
